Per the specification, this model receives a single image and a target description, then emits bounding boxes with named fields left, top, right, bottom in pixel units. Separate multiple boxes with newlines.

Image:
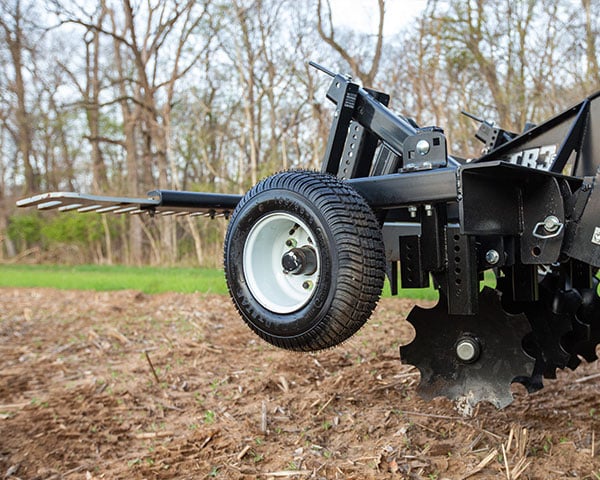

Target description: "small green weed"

left=204, top=410, right=216, bottom=424
left=208, top=466, right=219, bottom=477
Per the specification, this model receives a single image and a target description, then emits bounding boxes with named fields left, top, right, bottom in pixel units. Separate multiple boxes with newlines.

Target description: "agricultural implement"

left=18, top=62, right=600, bottom=409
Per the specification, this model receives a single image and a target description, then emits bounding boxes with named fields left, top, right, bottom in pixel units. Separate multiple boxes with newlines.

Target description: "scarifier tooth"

left=38, top=200, right=63, bottom=210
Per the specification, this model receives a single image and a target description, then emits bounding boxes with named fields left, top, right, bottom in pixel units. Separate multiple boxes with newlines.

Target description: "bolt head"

left=416, top=139, right=430, bottom=156
left=543, top=215, right=560, bottom=232
left=455, top=336, right=480, bottom=363
left=485, top=249, right=500, bottom=265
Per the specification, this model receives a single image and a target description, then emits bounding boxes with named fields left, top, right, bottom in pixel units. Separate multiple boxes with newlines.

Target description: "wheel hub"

left=243, top=212, right=320, bottom=314
left=282, top=246, right=318, bottom=275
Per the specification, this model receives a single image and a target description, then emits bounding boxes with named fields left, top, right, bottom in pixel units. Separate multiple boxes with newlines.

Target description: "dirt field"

left=1, top=287, right=599, bottom=479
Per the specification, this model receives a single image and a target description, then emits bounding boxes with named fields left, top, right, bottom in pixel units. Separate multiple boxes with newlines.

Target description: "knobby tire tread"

left=225, top=170, right=385, bottom=351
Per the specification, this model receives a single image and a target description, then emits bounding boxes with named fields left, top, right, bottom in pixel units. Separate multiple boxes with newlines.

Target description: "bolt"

left=543, top=215, right=561, bottom=233
left=455, top=336, right=480, bottom=363
left=408, top=205, right=418, bottom=218
left=285, top=238, right=297, bottom=248
left=485, top=249, right=500, bottom=265
left=424, top=204, right=433, bottom=217
left=302, top=280, right=313, bottom=290
left=416, top=139, right=430, bottom=155
left=282, top=249, right=302, bottom=274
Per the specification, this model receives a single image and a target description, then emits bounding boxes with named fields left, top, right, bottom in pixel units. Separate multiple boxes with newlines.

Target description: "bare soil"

left=1, top=287, right=599, bottom=479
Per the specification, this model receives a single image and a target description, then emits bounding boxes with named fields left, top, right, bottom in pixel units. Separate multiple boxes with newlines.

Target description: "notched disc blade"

left=400, top=287, right=534, bottom=409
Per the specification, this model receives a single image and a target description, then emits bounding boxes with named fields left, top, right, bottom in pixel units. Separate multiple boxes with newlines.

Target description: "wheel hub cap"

left=281, top=246, right=318, bottom=275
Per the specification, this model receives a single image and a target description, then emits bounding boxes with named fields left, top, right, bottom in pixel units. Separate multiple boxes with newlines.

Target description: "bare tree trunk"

left=186, top=217, right=203, bottom=265
left=109, top=4, right=143, bottom=265
left=0, top=3, right=37, bottom=193
left=582, top=0, right=600, bottom=87
left=232, top=0, right=261, bottom=187
left=86, top=11, right=109, bottom=192
left=124, top=120, right=143, bottom=265
left=101, top=214, right=113, bottom=265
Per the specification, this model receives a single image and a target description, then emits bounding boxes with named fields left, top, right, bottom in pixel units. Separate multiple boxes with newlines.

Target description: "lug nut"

left=302, top=280, right=313, bottom=290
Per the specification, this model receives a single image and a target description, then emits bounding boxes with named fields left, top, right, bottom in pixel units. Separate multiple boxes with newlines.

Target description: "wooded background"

left=1, top=0, right=598, bottom=267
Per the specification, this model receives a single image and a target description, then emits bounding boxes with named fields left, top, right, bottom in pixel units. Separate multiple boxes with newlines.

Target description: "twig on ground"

left=0, top=402, right=29, bottom=409
left=500, top=426, right=531, bottom=480
left=144, top=350, right=160, bottom=384
left=397, top=410, right=462, bottom=420
left=575, top=372, right=600, bottom=383
left=278, top=376, right=289, bottom=393
left=262, top=470, right=311, bottom=477
left=506, top=427, right=514, bottom=454
left=200, top=432, right=215, bottom=449
left=459, top=448, right=498, bottom=479
left=510, top=458, right=531, bottom=480
left=261, top=400, right=267, bottom=433
left=237, top=445, right=251, bottom=461
left=132, top=431, right=174, bottom=439
left=502, top=444, right=510, bottom=479
left=62, top=465, right=87, bottom=477
left=315, top=394, right=335, bottom=416
left=106, top=328, right=130, bottom=345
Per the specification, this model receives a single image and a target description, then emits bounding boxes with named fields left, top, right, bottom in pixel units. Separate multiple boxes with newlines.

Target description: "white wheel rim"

left=243, top=212, right=320, bottom=314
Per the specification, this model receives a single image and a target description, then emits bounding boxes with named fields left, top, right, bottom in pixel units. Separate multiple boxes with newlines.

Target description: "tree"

left=0, top=0, right=38, bottom=194
left=316, top=0, right=385, bottom=86
left=2, top=0, right=599, bottom=265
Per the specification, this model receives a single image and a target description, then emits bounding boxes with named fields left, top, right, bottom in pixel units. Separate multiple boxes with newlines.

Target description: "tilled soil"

left=0, top=287, right=599, bottom=479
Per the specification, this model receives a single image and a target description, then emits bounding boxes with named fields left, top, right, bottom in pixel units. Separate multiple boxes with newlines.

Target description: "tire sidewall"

left=225, top=188, right=339, bottom=341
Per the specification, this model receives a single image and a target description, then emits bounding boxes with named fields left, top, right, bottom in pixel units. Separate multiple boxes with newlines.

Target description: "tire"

left=224, top=170, right=385, bottom=351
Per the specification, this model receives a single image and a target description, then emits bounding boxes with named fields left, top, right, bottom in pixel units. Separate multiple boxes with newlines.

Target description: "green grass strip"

left=0, top=264, right=229, bottom=295
left=0, top=263, right=494, bottom=300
